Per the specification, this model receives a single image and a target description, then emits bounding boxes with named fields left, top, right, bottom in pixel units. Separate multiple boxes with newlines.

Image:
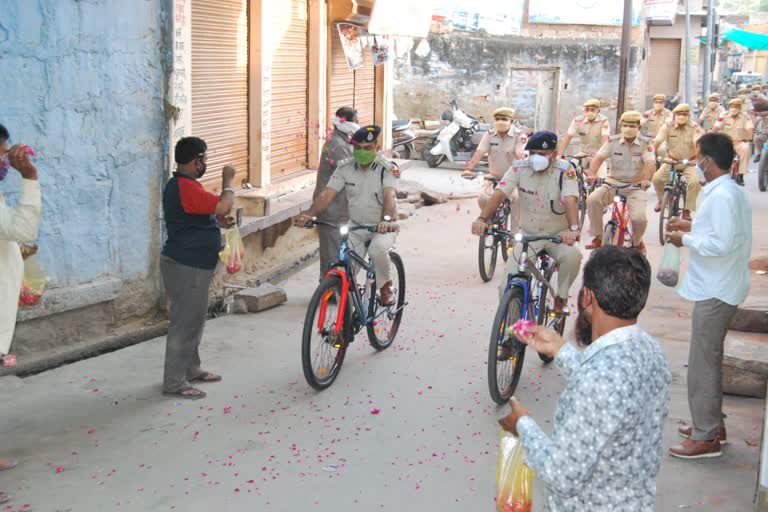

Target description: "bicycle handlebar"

left=302, top=217, right=379, bottom=233
left=486, top=229, right=562, bottom=245
left=605, top=182, right=645, bottom=191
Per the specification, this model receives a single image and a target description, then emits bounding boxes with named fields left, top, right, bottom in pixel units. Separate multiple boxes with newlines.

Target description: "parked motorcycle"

left=422, top=100, right=492, bottom=168
left=392, top=118, right=416, bottom=160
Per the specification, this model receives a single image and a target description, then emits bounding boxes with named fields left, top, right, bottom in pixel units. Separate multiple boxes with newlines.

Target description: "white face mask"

left=530, top=154, right=550, bottom=172
left=696, top=156, right=708, bottom=183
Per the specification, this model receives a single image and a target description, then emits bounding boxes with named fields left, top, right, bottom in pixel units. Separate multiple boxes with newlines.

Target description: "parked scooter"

left=392, top=118, right=416, bottom=160
left=422, top=100, right=492, bottom=168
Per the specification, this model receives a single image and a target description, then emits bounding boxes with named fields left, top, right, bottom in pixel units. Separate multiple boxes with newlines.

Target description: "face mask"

left=332, top=116, right=360, bottom=137
left=729, top=108, right=740, bottom=117
left=494, top=120, right=511, bottom=133
left=575, top=289, right=593, bottom=346
left=654, top=103, right=664, bottom=112
left=353, top=148, right=377, bottom=166
left=675, top=114, right=688, bottom=126
left=585, top=112, right=597, bottom=122
left=622, top=126, right=639, bottom=139
left=196, top=161, right=207, bottom=179
left=529, top=154, right=550, bottom=172
left=709, top=101, right=718, bottom=109
left=0, top=156, right=8, bottom=181
left=695, top=156, right=708, bottom=183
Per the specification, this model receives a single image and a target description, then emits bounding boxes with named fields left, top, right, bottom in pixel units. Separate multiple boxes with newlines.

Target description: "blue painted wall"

left=0, top=0, right=167, bottom=287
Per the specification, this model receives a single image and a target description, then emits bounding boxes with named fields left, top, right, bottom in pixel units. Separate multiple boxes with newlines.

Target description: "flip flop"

left=190, top=372, right=222, bottom=383
left=162, top=387, right=206, bottom=400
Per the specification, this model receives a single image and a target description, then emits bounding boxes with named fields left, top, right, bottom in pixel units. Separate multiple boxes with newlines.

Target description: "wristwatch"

left=383, top=215, right=392, bottom=222
left=569, top=225, right=580, bottom=232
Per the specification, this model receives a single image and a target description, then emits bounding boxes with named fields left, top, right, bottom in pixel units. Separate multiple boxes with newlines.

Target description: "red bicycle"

left=602, top=182, right=645, bottom=248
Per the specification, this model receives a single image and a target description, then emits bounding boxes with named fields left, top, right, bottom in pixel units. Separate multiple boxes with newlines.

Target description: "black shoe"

left=754, top=155, right=761, bottom=164
left=736, top=174, right=745, bottom=186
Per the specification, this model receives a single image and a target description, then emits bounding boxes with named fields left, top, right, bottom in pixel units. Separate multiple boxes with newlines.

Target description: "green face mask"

left=353, top=149, right=377, bottom=166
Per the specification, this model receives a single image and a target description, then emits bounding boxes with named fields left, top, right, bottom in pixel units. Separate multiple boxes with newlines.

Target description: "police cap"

left=524, top=130, right=558, bottom=151
left=351, top=125, right=381, bottom=144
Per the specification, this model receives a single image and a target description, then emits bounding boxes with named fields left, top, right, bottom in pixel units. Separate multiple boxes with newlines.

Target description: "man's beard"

left=575, top=289, right=593, bottom=346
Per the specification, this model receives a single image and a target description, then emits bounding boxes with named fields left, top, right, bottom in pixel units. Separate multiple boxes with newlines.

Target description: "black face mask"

left=196, top=160, right=207, bottom=179
left=575, top=289, right=593, bottom=346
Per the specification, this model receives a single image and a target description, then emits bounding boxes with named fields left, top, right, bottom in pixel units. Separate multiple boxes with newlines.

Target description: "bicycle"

left=299, top=219, right=406, bottom=390
left=486, top=230, right=567, bottom=405
left=464, top=173, right=511, bottom=282
left=565, top=153, right=597, bottom=230
left=657, top=157, right=691, bottom=245
left=600, top=182, right=646, bottom=248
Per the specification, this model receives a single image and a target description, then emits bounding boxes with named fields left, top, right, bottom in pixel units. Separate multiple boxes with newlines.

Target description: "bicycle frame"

left=606, top=189, right=633, bottom=246
left=500, top=235, right=559, bottom=326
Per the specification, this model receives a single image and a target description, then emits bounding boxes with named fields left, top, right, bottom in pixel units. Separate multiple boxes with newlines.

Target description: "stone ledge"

left=17, top=277, right=122, bottom=322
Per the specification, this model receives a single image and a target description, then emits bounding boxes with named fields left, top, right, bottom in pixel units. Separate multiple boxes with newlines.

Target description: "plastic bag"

left=219, top=225, right=245, bottom=274
left=18, top=254, right=48, bottom=307
left=657, top=243, right=682, bottom=287
left=496, top=428, right=534, bottom=512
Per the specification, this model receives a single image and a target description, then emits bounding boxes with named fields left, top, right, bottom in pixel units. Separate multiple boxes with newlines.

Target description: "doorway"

left=508, top=66, right=560, bottom=132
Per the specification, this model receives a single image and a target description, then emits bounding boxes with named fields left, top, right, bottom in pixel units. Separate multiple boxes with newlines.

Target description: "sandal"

left=190, top=372, right=222, bottom=383
left=162, top=387, right=206, bottom=400
left=0, top=491, right=9, bottom=504
left=0, top=458, right=18, bottom=471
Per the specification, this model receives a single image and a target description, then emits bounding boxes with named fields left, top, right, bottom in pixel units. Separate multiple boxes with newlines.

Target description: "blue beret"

left=525, top=130, right=558, bottom=151
left=352, top=125, right=381, bottom=144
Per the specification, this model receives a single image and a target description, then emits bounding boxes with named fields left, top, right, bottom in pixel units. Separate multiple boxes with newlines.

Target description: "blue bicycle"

left=487, top=231, right=566, bottom=404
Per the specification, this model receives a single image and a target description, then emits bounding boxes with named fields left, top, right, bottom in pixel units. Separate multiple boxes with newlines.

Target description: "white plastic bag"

left=657, top=243, right=682, bottom=287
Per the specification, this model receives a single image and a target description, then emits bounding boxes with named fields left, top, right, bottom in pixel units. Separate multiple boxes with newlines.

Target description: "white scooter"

left=422, top=100, right=491, bottom=168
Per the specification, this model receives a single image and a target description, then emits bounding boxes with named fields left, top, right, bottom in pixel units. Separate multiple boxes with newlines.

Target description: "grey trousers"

left=160, top=255, right=215, bottom=392
left=318, top=223, right=343, bottom=281
left=688, top=297, right=737, bottom=441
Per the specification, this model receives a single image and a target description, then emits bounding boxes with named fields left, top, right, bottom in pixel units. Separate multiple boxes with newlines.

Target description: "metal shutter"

left=647, top=39, right=681, bottom=99
left=270, top=0, right=310, bottom=178
left=354, top=45, right=376, bottom=125
left=191, top=0, right=249, bottom=191
left=328, top=28, right=356, bottom=121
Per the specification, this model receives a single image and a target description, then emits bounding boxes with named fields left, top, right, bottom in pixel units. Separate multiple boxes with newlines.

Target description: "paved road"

left=0, top=168, right=765, bottom=511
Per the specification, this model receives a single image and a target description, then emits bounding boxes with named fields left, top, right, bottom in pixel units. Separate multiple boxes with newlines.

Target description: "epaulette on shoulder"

left=338, top=156, right=356, bottom=168
left=609, top=134, right=622, bottom=141
left=511, top=158, right=530, bottom=168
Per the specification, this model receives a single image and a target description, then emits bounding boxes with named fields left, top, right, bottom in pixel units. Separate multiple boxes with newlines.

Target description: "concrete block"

left=234, top=284, right=287, bottom=313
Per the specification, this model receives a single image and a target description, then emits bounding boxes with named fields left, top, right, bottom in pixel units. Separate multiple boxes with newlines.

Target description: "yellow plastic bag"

left=496, top=428, right=534, bottom=512
left=18, top=254, right=48, bottom=307
left=219, top=225, right=245, bottom=274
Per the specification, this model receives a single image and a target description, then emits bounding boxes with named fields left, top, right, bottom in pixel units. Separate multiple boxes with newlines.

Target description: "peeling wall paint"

left=394, top=32, right=644, bottom=136
left=0, top=0, right=166, bottom=288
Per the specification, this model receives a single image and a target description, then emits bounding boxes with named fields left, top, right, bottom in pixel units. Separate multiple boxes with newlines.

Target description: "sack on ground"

left=496, top=428, right=534, bottom=512
left=657, top=243, right=682, bottom=287
left=18, top=254, right=48, bottom=307
left=219, top=225, right=245, bottom=274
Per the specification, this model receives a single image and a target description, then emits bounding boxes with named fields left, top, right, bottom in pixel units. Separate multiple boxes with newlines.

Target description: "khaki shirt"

left=477, top=128, right=527, bottom=178
left=326, top=156, right=397, bottom=225
left=714, top=112, right=754, bottom=142
left=596, top=135, right=656, bottom=183
left=498, top=158, right=579, bottom=235
left=566, top=113, right=610, bottom=154
left=654, top=121, right=703, bottom=161
left=699, top=105, right=725, bottom=130
left=642, top=108, right=672, bottom=137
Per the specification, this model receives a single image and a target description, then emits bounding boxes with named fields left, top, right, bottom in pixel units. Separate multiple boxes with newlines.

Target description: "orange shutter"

left=270, top=0, right=310, bottom=178
left=191, top=0, right=249, bottom=191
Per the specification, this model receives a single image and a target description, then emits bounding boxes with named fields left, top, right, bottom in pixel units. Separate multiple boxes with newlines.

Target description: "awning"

left=723, top=28, right=768, bottom=50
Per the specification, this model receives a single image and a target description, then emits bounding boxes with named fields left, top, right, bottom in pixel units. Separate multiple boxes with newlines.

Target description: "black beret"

left=351, top=125, right=381, bottom=144
left=524, top=130, right=558, bottom=151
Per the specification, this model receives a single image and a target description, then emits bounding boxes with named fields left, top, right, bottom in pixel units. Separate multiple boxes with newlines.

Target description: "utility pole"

left=616, top=0, right=632, bottom=132
left=684, top=0, right=693, bottom=104
left=703, top=0, right=715, bottom=98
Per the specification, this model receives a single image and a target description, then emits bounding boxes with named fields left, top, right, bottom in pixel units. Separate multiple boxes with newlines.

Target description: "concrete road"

left=0, top=168, right=765, bottom=512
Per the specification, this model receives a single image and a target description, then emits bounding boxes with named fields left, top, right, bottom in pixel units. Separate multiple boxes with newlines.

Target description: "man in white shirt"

left=666, top=132, right=752, bottom=459
left=0, top=123, right=42, bottom=504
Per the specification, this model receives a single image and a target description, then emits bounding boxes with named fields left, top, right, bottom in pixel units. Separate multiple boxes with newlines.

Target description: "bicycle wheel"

left=535, top=265, right=560, bottom=364
left=603, top=221, right=618, bottom=246
left=488, top=286, right=527, bottom=404
left=577, top=180, right=588, bottom=231
left=367, top=251, right=406, bottom=350
left=301, top=277, right=351, bottom=390
left=658, top=190, right=673, bottom=246
left=478, top=234, right=498, bottom=282
left=499, top=205, right=511, bottom=262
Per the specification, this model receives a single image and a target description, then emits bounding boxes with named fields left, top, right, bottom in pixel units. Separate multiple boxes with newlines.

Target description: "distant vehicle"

left=421, top=100, right=492, bottom=168
left=726, top=71, right=763, bottom=97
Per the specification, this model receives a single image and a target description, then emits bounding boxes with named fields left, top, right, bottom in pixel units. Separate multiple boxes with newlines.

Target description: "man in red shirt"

left=161, top=137, right=235, bottom=399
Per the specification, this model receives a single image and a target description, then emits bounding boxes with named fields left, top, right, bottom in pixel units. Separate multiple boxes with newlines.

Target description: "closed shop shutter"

left=271, top=0, right=310, bottom=179
left=191, top=0, right=249, bottom=190
left=648, top=38, right=681, bottom=99
left=328, top=25, right=376, bottom=126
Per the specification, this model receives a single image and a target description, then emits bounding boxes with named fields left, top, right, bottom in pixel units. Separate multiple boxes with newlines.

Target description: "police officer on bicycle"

left=651, top=104, right=703, bottom=220
left=585, top=111, right=656, bottom=255
left=471, top=131, right=583, bottom=318
left=295, top=125, right=399, bottom=305
left=557, top=98, right=611, bottom=176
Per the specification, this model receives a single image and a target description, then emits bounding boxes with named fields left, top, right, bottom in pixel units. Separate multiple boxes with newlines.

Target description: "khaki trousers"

left=652, top=164, right=701, bottom=212
left=348, top=230, right=396, bottom=286
left=587, top=184, right=648, bottom=241
left=735, top=141, right=750, bottom=175
left=499, top=240, right=582, bottom=300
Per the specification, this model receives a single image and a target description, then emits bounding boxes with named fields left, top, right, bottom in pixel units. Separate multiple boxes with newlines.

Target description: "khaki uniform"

left=565, top=113, right=610, bottom=176
left=477, top=128, right=527, bottom=208
left=698, top=105, right=725, bottom=131
left=714, top=112, right=754, bottom=175
left=588, top=135, right=656, bottom=241
left=497, top=159, right=583, bottom=299
left=652, top=121, right=703, bottom=211
left=327, top=156, right=398, bottom=285
left=642, top=108, right=672, bottom=138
